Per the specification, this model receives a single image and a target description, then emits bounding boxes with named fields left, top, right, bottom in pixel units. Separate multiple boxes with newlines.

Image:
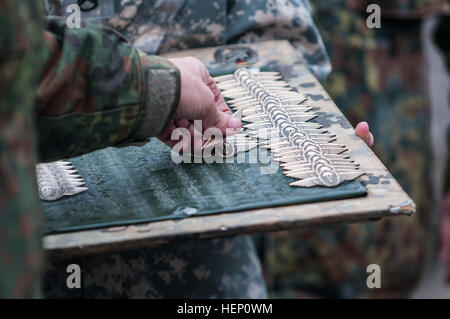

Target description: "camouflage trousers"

left=263, top=217, right=425, bottom=299
left=43, top=236, right=268, bottom=299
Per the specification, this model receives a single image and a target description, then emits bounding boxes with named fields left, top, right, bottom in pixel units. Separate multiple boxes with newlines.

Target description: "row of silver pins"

left=213, top=69, right=364, bottom=187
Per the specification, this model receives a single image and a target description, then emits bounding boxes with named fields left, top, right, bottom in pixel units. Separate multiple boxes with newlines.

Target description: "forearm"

left=36, top=18, right=180, bottom=162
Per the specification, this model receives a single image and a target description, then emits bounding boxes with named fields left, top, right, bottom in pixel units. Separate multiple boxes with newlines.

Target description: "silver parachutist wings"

left=214, top=68, right=364, bottom=187
left=36, top=161, right=88, bottom=201
left=201, top=109, right=259, bottom=158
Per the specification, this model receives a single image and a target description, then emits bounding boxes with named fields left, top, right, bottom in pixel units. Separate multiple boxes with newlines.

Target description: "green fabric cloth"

left=41, top=139, right=366, bottom=235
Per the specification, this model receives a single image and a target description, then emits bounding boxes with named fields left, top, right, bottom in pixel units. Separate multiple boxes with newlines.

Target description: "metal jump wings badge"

left=201, top=109, right=259, bottom=157
left=213, top=68, right=365, bottom=187
left=36, top=161, right=88, bottom=201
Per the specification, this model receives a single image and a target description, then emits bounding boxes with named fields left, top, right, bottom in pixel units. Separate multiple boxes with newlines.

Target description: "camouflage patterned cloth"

left=40, top=0, right=330, bottom=299
left=1, top=1, right=181, bottom=298
left=371, top=0, right=448, bottom=14
left=45, top=0, right=331, bottom=81
left=38, top=17, right=180, bottom=162
left=261, top=0, right=445, bottom=298
left=43, top=237, right=267, bottom=299
left=0, top=0, right=45, bottom=299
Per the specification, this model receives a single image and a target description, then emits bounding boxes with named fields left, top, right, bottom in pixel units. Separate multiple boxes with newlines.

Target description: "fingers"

left=355, top=121, right=374, bottom=147
left=355, top=121, right=369, bottom=136
left=202, top=102, right=242, bottom=135
left=169, top=56, right=241, bottom=139
left=206, top=73, right=232, bottom=115
left=205, top=73, right=240, bottom=134
left=158, top=119, right=192, bottom=148
left=201, top=72, right=241, bottom=135
left=158, top=121, right=198, bottom=151
left=368, top=133, right=374, bottom=146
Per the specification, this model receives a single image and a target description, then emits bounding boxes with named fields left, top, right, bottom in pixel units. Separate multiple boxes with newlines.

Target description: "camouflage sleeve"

left=0, top=0, right=45, bottom=299
left=37, top=18, right=180, bottom=162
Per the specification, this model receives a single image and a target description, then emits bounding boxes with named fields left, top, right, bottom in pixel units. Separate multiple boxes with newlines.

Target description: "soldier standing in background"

left=434, top=12, right=450, bottom=282
left=262, top=0, right=450, bottom=298
left=1, top=0, right=45, bottom=299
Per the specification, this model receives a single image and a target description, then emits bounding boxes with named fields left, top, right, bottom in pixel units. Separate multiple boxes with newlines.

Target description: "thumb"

left=202, top=105, right=242, bottom=135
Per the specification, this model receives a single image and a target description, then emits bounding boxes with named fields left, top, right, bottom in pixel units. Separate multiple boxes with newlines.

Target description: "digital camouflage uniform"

left=262, top=0, right=449, bottom=298
left=45, top=0, right=331, bottom=81
left=42, top=0, right=330, bottom=298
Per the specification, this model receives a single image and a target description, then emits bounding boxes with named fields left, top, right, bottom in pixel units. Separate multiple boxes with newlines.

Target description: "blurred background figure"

left=0, top=0, right=44, bottom=299
left=433, top=13, right=450, bottom=285
left=263, top=0, right=450, bottom=298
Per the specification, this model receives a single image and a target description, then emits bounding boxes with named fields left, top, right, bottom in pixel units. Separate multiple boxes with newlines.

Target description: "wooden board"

left=43, top=40, right=415, bottom=260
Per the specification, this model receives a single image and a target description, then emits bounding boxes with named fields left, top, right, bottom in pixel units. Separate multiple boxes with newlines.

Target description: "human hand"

left=355, top=121, right=374, bottom=147
left=159, top=57, right=374, bottom=151
left=158, top=57, right=241, bottom=149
